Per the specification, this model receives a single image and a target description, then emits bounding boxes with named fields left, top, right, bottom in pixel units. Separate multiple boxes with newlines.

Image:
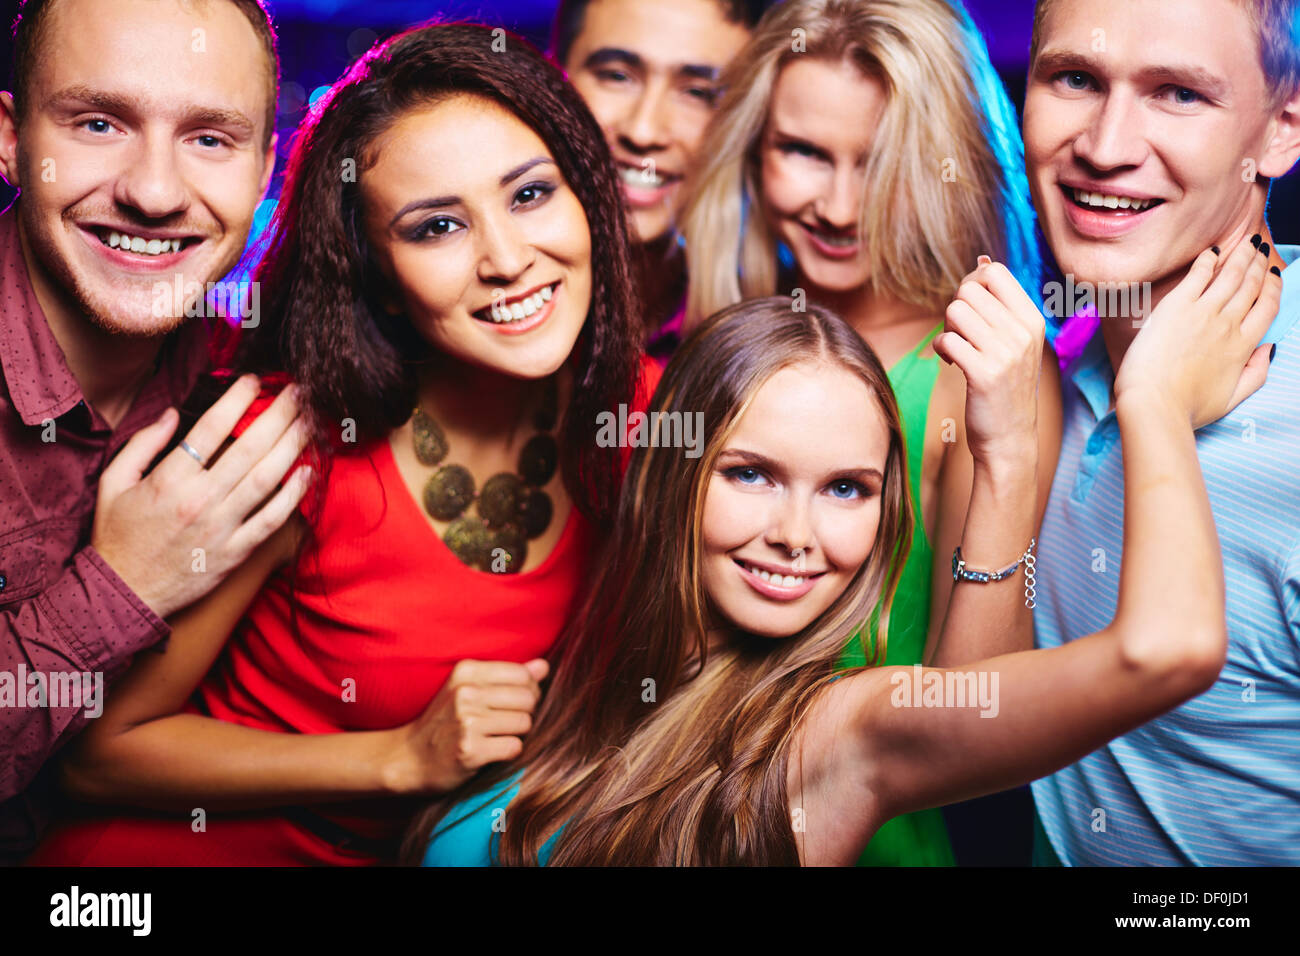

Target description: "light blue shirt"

left=1031, top=245, right=1300, bottom=865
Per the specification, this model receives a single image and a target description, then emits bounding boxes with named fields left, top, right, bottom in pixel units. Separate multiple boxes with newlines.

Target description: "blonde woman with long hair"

left=679, top=0, right=1063, bottom=864
left=407, top=240, right=1279, bottom=866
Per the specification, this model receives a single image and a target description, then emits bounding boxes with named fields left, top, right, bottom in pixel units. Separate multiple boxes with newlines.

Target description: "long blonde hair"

left=403, top=298, right=912, bottom=865
left=682, top=0, right=1040, bottom=327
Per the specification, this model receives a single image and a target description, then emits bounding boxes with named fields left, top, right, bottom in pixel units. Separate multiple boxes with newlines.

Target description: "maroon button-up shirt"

left=0, top=202, right=210, bottom=862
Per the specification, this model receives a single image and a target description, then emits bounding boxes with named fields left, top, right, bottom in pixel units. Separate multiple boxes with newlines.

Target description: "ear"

left=1258, top=87, right=1300, bottom=179
left=258, top=130, right=278, bottom=198
left=0, top=92, right=22, bottom=189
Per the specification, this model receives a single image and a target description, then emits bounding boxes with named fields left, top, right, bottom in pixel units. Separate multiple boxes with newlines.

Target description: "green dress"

left=837, top=323, right=956, bottom=867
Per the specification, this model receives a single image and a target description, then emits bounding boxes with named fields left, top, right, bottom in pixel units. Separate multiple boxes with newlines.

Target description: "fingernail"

left=1250, top=234, right=1262, bottom=248
left=1258, top=242, right=1270, bottom=258
left=1270, top=344, right=1277, bottom=363
left=1211, top=246, right=1221, bottom=255
left=1271, top=265, right=1282, bottom=276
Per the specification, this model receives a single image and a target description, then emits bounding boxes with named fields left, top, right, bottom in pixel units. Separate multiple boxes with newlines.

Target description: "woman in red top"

left=30, top=22, right=655, bottom=866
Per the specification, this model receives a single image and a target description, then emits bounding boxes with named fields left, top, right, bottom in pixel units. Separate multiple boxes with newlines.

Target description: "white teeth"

left=745, top=563, right=805, bottom=587
left=1072, top=188, right=1153, bottom=211
left=101, top=230, right=182, bottom=256
left=484, top=284, right=556, bottom=324
left=619, top=166, right=666, bottom=188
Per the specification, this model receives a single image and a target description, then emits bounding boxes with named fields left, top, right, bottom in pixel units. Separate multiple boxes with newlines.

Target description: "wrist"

left=1115, top=387, right=1191, bottom=430
left=971, top=446, right=1037, bottom=489
left=375, top=727, right=417, bottom=796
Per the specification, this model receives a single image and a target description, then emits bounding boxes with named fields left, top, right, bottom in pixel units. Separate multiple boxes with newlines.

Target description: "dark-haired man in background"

left=0, top=0, right=308, bottom=863
left=553, top=0, right=764, bottom=361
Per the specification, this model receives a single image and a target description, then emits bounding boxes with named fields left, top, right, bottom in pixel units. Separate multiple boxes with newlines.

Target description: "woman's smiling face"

left=700, top=361, right=890, bottom=639
left=359, top=94, right=594, bottom=380
left=758, top=57, right=888, bottom=295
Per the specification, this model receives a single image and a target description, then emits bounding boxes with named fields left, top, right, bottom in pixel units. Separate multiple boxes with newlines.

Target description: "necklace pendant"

left=412, top=408, right=449, bottom=465
left=443, top=516, right=492, bottom=569
left=423, top=464, right=475, bottom=521
left=478, top=473, right=525, bottom=528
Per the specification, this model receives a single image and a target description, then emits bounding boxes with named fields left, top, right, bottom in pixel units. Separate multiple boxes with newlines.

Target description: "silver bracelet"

left=952, top=537, right=1036, bottom=609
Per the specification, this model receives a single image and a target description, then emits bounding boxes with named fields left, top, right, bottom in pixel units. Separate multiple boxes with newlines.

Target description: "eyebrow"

left=582, top=47, right=722, bottom=82
left=387, top=157, right=556, bottom=227
left=1034, top=51, right=1230, bottom=99
left=719, top=448, right=883, bottom=483
left=45, top=85, right=256, bottom=136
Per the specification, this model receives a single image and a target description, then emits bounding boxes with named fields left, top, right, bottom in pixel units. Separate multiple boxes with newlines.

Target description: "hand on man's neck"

left=17, top=219, right=167, bottom=432
left=1100, top=213, right=1285, bottom=408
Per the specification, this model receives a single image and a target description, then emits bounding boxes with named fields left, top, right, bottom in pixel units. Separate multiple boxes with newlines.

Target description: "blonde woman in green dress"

left=680, top=0, right=1063, bottom=864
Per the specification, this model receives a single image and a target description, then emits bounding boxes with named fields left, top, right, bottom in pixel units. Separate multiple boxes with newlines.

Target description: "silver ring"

left=179, top=439, right=207, bottom=467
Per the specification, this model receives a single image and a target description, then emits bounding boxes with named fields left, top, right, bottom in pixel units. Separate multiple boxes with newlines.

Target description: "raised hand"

left=91, top=374, right=313, bottom=619
left=934, top=256, right=1046, bottom=466
left=386, top=658, right=549, bottom=795
left=1114, top=237, right=1281, bottom=427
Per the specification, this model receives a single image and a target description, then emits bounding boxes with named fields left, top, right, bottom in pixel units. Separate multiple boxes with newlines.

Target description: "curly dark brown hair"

left=234, top=20, right=643, bottom=528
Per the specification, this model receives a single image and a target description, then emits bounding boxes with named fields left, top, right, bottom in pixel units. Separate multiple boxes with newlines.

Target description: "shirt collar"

left=0, top=201, right=212, bottom=429
left=1262, top=244, right=1300, bottom=345
left=0, top=202, right=85, bottom=426
left=1065, top=244, right=1300, bottom=422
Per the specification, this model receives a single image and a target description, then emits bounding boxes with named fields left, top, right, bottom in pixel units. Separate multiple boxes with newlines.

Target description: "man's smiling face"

left=1024, top=0, right=1288, bottom=289
left=1, top=0, right=276, bottom=336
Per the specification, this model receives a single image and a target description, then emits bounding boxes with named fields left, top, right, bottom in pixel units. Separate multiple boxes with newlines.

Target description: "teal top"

left=421, top=769, right=561, bottom=866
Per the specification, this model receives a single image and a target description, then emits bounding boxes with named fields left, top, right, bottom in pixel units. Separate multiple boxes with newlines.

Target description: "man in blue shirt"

left=1022, top=0, right=1300, bottom=864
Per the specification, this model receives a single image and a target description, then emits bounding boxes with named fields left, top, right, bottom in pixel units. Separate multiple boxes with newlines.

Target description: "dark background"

left=1, top=0, right=1297, bottom=249
left=1, top=0, right=1296, bottom=867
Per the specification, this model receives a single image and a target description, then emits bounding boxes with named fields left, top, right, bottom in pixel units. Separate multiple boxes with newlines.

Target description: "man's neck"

left=17, top=224, right=164, bottom=431
left=1098, top=215, right=1285, bottom=394
left=632, top=235, right=687, bottom=338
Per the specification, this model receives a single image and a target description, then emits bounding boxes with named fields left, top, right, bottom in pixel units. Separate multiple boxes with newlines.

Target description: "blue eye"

left=828, top=479, right=866, bottom=500
left=1060, top=71, right=1092, bottom=91
left=82, top=118, right=112, bottom=134
left=725, top=465, right=765, bottom=485
left=1171, top=87, right=1202, bottom=105
left=195, top=134, right=224, bottom=149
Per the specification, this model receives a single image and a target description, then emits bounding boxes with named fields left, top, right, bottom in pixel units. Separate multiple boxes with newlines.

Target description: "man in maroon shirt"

left=0, top=0, right=310, bottom=862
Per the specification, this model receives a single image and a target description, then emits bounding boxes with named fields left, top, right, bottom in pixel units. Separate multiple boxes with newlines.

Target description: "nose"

left=475, top=209, right=535, bottom=285
left=766, top=492, right=814, bottom=561
left=814, top=165, right=860, bottom=231
left=616, top=80, right=671, bottom=154
left=113, top=129, right=189, bottom=220
left=1073, top=90, right=1148, bottom=172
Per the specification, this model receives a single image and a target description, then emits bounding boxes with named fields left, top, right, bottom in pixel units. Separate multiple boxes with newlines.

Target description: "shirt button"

left=1085, top=432, right=1106, bottom=454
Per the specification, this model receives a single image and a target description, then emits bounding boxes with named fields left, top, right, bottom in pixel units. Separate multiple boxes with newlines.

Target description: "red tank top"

left=28, top=357, right=660, bottom=866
